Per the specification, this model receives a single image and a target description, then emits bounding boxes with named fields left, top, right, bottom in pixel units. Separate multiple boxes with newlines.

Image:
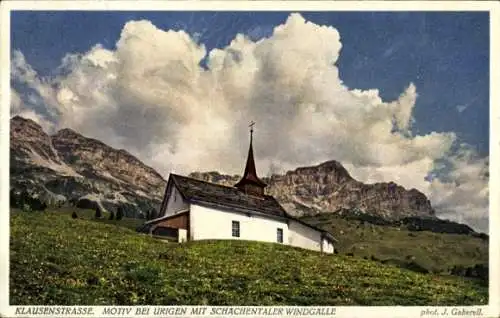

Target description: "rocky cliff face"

left=51, top=128, right=164, bottom=200
left=10, top=116, right=165, bottom=217
left=190, top=160, right=435, bottom=219
left=11, top=115, right=435, bottom=220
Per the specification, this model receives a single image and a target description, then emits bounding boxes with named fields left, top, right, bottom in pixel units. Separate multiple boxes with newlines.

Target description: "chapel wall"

left=288, top=220, right=322, bottom=252
left=164, top=185, right=189, bottom=216
left=190, top=204, right=289, bottom=244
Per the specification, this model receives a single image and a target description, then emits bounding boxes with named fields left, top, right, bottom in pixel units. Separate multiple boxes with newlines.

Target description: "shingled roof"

left=170, top=174, right=287, bottom=218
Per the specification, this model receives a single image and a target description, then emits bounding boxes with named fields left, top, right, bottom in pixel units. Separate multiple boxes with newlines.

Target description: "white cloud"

left=10, top=13, right=489, bottom=233
left=456, top=104, right=468, bottom=113
left=10, top=87, right=55, bottom=133
left=10, top=88, right=22, bottom=114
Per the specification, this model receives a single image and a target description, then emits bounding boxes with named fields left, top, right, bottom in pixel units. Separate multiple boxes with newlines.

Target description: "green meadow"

left=301, top=213, right=489, bottom=274
left=10, top=210, right=487, bottom=305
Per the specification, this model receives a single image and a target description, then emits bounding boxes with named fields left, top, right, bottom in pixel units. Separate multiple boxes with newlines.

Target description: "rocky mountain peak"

left=191, top=160, right=435, bottom=219
left=294, top=160, right=351, bottom=175
left=10, top=116, right=61, bottom=166
left=53, top=127, right=80, bottom=137
left=285, top=160, right=353, bottom=184
left=11, top=116, right=49, bottom=145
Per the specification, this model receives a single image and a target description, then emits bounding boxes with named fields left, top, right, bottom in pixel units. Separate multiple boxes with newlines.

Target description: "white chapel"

left=140, top=124, right=336, bottom=254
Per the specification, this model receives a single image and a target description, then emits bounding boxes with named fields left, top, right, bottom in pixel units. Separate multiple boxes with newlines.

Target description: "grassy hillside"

left=55, top=207, right=145, bottom=231
left=301, top=214, right=488, bottom=275
left=10, top=210, right=487, bottom=305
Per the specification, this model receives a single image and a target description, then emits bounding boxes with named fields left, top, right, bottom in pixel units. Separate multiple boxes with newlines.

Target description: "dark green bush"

left=95, top=206, right=102, bottom=219
left=116, top=207, right=124, bottom=221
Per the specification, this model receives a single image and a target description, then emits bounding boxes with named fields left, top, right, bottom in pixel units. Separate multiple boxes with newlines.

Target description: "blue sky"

left=11, top=11, right=489, bottom=156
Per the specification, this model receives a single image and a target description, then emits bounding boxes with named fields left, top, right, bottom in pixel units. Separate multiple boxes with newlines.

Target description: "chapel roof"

left=170, top=174, right=286, bottom=218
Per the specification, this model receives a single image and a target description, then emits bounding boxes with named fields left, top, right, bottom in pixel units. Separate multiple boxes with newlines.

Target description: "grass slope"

left=53, top=207, right=145, bottom=231
left=301, top=214, right=488, bottom=274
left=10, top=210, right=487, bottom=306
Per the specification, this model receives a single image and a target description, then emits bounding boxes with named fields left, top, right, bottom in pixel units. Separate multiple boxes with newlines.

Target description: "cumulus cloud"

left=10, top=13, right=489, bottom=233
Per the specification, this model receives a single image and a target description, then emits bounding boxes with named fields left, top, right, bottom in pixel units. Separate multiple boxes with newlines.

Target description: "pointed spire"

left=235, top=121, right=267, bottom=195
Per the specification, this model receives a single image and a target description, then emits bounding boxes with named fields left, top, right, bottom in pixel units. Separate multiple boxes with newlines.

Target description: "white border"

left=0, top=0, right=11, bottom=317
left=0, top=0, right=499, bottom=11
left=1, top=1, right=499, bottom=318
left=489, top=2, right=500, bottom=315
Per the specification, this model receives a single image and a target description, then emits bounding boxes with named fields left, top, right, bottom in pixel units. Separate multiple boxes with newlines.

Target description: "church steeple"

left=235, top=121, right=267, bottom=196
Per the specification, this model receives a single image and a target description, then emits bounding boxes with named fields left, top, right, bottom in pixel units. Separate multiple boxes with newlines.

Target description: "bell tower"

left=234, top=121, right=267, bottom=196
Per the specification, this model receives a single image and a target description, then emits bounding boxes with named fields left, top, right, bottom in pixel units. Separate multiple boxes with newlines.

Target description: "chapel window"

left=277, top=228, right=283, bottom=243
left=232, top=221, right=240, bottom=238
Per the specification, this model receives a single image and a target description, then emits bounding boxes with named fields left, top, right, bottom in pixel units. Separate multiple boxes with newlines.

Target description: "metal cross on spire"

left=249, top=121, right=255, bottom=135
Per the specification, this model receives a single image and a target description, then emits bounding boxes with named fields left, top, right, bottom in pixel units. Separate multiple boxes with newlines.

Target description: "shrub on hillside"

left=405, top=261, right=430, bottom=274
left=33, top=199, right=47, bottom=211
left=95, top=206, right=102, bottom=219
left=86, top=276, right=99, bottom=286
left=471, top=232, right=489, bottom=241
left=450, top=264, right=488, bottom=283
left=149, top=208, right=158, bottom=220
left=10, top=189, right=20, bottom=208
left=12, top=190, right=47, bottom=212
left=71, top=212, right=78, bottom=219
left=76, top=198, right=98, bottom=210
left=381, top=258, right=429, bottom=274
left=403, top=217, right=474, bottom=235
left=116, top=207, right=124, bottom=221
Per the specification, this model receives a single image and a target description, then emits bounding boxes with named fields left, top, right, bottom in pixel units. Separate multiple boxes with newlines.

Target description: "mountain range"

left=10, top=116, right=164, bottom=217
left=9, top=115, right=451, bottom=225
